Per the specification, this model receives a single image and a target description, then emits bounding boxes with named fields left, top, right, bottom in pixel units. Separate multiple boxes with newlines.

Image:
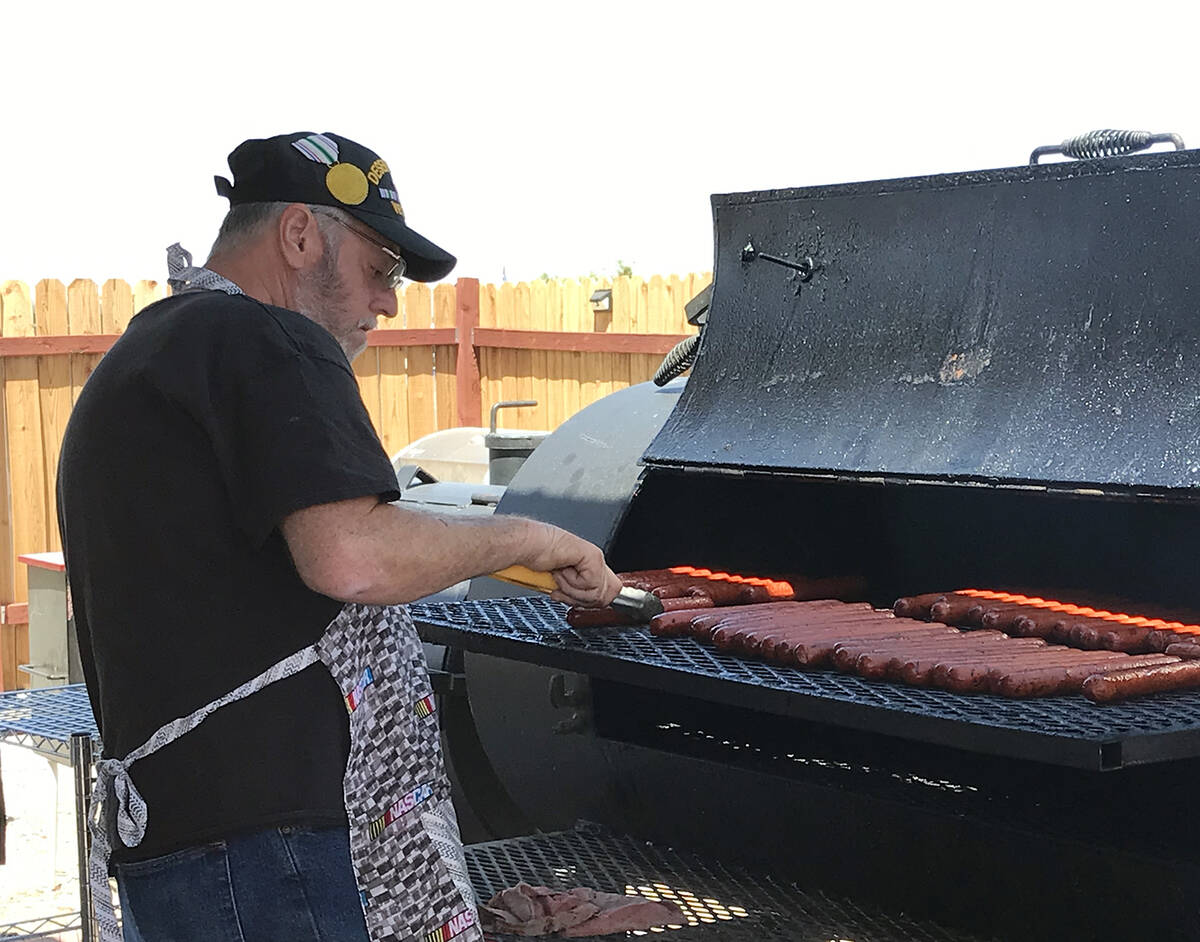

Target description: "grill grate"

left=466, top=823, right=988, bottom=942
left=410, top=597, right=1200, bottom=769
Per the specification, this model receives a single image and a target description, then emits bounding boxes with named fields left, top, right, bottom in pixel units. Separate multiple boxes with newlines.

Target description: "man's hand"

left=520, top=522, right=623, bottom=609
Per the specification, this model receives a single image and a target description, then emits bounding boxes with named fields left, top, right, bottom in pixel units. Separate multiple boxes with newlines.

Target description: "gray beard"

left=294, top=251, right=355, bottom=356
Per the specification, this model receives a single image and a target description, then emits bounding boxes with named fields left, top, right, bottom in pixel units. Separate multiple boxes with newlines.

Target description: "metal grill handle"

left=1030, top=129, right=1185, bottom=165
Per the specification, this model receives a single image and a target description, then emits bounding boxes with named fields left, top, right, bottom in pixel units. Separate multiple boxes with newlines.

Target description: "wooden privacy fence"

left=0, top=272, right=709, bottom=689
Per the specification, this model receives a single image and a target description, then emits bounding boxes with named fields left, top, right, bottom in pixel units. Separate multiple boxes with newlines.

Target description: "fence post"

left=455, top=278, right=482, bottom=427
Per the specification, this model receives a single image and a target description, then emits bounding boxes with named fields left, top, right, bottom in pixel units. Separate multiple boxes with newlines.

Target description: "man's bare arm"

left=280, top=496, right=622, bottom=607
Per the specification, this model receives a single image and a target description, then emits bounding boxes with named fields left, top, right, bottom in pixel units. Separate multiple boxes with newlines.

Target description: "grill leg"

left=71, top=733, right=96, bottom=942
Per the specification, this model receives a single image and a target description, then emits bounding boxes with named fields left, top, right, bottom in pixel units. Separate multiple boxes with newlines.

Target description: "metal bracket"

left=548, top=672, right=592, bottom=735
left=394, top=463, right=438, bottom=492
left=18, top=663, right=67, bottom=681
left=741, top=240, right=815, bottom=294
left=427, top=668, right=468, bottom=698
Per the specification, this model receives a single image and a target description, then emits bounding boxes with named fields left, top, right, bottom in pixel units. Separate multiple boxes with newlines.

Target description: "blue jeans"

left=115, top=825, right=370, bottom=942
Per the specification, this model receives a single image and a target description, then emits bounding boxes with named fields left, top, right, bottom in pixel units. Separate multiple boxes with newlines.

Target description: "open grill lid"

left=644, top=149, right=1200, bottom=494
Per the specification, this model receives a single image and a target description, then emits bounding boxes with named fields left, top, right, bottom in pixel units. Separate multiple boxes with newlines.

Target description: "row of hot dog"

left=565, top=567, right=865, bottom=628
left=645, top=599, right=1195, bottom=701
left=894, top=591, right=1200, bottom=656
left=560, top=571, right=1200, bottom=702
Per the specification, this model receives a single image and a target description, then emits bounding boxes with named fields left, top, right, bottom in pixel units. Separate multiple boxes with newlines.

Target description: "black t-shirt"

left=57, top=290, right=400, bottom=861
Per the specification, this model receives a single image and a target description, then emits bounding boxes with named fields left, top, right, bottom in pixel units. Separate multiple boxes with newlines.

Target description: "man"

left=57, top=132, right=621, bottom=942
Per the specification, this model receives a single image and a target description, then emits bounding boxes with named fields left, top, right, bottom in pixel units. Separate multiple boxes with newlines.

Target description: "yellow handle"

left=491, top=565, right=559, bottom=594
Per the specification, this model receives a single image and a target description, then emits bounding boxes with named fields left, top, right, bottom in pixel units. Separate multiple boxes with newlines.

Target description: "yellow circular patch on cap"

left=326, top=163, right=369, bottom=205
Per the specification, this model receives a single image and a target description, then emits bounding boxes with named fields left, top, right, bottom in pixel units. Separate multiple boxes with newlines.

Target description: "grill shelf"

left=411, top=598, right=1200, bottom=770
left=0, top=683, right=98, bottom=760
left=466, top=823, right=988, bottom=942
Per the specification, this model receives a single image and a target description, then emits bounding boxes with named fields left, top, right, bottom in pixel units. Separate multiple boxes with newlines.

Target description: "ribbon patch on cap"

left=292, top=133, right=339, bottom=165
left=291, top=133, right=369, bottom=206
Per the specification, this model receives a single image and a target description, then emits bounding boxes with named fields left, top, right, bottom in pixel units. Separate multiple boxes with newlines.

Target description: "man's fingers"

left=555, top=566, right=590, bottom=590
left=550, top=563, right=622, bottom=609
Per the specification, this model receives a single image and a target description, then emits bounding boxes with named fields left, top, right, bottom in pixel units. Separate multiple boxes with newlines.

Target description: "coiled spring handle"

left=1030, top=129, right=1184, bottom=165
left=653, top=334, right=700, bottom=387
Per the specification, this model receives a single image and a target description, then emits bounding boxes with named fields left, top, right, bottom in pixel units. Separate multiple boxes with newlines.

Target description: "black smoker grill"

left=415, top=143, right=1200, bottom=942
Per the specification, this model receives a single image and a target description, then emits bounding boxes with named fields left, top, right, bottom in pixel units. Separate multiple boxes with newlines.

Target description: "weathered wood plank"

left=432, top=284, right=457, bottom=431
left=101, top=279, right=134, bottom=333
left=377, top=347, right=411, bottom=459
left=35, top=280, right=71, bottom=552
left=66, top=279, right=104, bottom=406
left=404, top=284, right=436, bottom=442
left=132, top=279, right=167, bottom=316
left=354, top=347, right=382, bottom=438
left=2, top=282, right=44, bottom=604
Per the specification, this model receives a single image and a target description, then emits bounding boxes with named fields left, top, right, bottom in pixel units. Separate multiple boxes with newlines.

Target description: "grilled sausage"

left=994, top=654, right=1177, bottom=698
left=1165, top=642, right=1200, bottom=660
left=565, top=608, right=638, bottom=629
left=784, top=625, right=958, bottom=668
left=1067, top=621, right=1157, bottom=653
left=1154, top=629, right=1200, bottom=651
left=853, top=633, right=1020, bottom=681
left=857, top=643, right=993, bottom=681
left=893, top=593, right=950, bottom=619
left=899, top=641, right=1067, bottom=687
left=927, top=597, right=987, bottom=627
left=648, top=608, right=717, bottom=636
left=683, top=582, right=750, bottom=605
left=940, top=649, right=1127, bottom=694
left=770, top=621, right=947, bottom=663
left=728, top=617, right=855, bottom=652
left=924, top=640, right=1060, bottom=687
left=828, top=628, right=967, bottom=670
left=701, top=602, right=873, bottom=646
left=686, top=601, right=830, bottom=642
left=1082, top=659, right=1200, bottom=702
left=979, top=605, right=1041, bottom=633
left=1002, top=611, right=1065, bottom=640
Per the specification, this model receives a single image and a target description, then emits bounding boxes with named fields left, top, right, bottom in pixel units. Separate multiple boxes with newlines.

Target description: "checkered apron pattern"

left=87, top=603, right=480, bottom=942
left=320, top=604, right=480, bottom=942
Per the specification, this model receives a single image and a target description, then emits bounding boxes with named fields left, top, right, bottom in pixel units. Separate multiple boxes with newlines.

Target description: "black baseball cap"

left=214, top=132, right=456, bottom=282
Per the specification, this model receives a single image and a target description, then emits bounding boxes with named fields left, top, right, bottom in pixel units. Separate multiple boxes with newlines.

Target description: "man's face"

left=294, top=217, right=400, bottom=360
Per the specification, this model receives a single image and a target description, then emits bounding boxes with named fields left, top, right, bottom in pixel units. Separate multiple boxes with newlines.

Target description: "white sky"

left=3, top=1, right=1200, bottom=286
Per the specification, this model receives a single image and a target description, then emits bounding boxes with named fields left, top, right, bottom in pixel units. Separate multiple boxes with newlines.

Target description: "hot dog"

left=892, top=593, right=949, bottom=619
left=994, top=654, right=1177, bottom=698
left=565, top=608, right=638, bottom=629
left=1082, top=659, right=1200, bottom=702
left=927, top=596, right=985, bottom=626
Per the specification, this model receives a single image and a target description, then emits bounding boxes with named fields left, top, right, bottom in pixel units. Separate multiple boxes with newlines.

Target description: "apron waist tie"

left=86, top=644, right=321, bottom=941
left=88, top=758, right=146, bottom=942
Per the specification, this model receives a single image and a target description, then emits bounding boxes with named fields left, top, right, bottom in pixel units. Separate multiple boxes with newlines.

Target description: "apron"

left=87, top=603, right=482, bottom=942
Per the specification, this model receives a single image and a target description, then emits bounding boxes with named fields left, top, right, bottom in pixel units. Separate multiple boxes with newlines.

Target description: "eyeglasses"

left=315, top=210, right=407, bottom=289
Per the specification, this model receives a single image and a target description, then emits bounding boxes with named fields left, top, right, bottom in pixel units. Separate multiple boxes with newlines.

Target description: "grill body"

left=438, top=150, right=1200, bottom=941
